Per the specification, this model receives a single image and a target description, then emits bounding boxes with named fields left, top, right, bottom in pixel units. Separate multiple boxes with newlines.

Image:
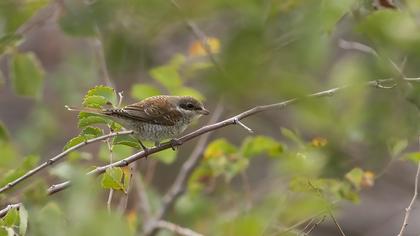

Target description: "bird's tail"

left=65, top=105, right=105, bottom=116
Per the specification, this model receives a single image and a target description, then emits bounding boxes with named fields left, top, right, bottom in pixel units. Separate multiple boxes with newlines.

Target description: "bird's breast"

left=127, top=120, right=188, bottom=142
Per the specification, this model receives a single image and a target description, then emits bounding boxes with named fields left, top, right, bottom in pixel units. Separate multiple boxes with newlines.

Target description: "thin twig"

left=106, top=138, right=114, bottom=213
left=154, top=220, right=204, bottom=236
left=134, top=170, right=152, bottom=232
left=304, top=215, right=326, bottom=235
left=234, top=118, right=254, bottom=134
left=93, top=26, right=115, bottom=89
left=396, top=136, right=420, bottom=236
left=308, top=181, right=346, bottom=236
left=170, top=0, right=226, bottom=74
left=0, top=130, right=134, bottom=194
left=0, top=204, right=20, bottom=218
left=241, top=171, right=253, bottom=210
left=144, top=160, right=158, bottom=185
left=117, top=164, right=134, bottom=214
left=329, top=210, right=346, bottom=236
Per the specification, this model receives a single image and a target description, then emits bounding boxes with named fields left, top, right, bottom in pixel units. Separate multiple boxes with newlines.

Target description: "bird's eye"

left=186, top=103, right=195, bottom=109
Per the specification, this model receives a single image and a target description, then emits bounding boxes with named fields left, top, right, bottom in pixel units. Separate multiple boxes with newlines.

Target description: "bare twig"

left=106, top=138, right=114, bottom=213
left=170, top=0, right=225, bottom=74
left=241, top=171, right=253, bottom=210
left=155, top=220, right=204, bottom=236
left=396, top=136, right=420, bottom=236
left=134, top=170, right=152, bottom=230
left=144, top=159, right=158, bottom=185
left=329, top=210, right=346, bottom=236
left=304, top=215, right=326, bottom=235
left=17, top=2, right=61, bottom=36
left=0, top=204, right=20, bottom=218
left=93, top=27, right=115, bottom=89
left=308, top=181, right=346, bottom=236
left=117, top=164, right=134, bottom=214
left=0, top=130, right=134, bottom=194
left=234, top=118, right=254, bottom=133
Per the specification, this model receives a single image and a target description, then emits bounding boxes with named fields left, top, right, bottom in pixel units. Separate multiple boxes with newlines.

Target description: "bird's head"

left=173, top=96, right=209, bottom=120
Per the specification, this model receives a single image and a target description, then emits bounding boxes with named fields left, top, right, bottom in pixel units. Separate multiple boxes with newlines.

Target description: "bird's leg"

left=137, top=139, right=149, bottom=158
left=169, top=138, right=183, bottom=151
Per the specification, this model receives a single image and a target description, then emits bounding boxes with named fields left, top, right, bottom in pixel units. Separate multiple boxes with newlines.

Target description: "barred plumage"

left=67, top=95, right=209, bottom=146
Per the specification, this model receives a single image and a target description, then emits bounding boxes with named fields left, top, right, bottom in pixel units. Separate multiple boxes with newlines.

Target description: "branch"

left=396, top=136, right=420, bottom=236
left=0, top=204, right=20, bottom=218
left=0, top=130, right=134, bottom=194
left=2, top=77, right=420, bottom=218
left=170, top=0, right=226, bottom=74
left=154, top=220, right=204, bottom=236
left=44, top=78, right=419, bottom=195
left=92, top=29, right=115, bottom=89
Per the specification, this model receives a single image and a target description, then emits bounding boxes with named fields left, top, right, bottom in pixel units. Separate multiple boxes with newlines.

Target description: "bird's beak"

left=198, top=108, right=210, bottom=115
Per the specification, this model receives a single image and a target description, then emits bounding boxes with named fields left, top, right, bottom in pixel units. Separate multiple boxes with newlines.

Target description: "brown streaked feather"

left=104, top=96, right=182, bottom=126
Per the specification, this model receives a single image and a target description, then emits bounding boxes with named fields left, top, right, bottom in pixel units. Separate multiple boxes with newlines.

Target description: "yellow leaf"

left=311, top=137, right=328, bottom=147
left=188, top=37, right=220, bottom=56
left=126, top=209, right=137, bottom=233
left=361, top=171, right=375, bottom=188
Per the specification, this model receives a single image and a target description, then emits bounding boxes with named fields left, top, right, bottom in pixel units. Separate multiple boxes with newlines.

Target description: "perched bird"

left=66, top=95, right=209, bottom=150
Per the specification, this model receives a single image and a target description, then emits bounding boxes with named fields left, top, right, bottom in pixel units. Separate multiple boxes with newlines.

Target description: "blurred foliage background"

left=1, top=0, right=420, bottom=235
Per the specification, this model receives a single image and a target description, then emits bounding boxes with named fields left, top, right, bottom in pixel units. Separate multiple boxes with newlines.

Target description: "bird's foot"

left=137, top=139, right=149, bottom=159
left=169, top=138, right=183, bottom=151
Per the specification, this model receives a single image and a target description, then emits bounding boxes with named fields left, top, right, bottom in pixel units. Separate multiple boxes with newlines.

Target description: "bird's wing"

left=111, top=96, right=181, bottom=126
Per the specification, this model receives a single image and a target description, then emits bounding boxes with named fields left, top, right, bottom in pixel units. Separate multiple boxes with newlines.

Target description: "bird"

left=66, top=95, right=209, bottom=151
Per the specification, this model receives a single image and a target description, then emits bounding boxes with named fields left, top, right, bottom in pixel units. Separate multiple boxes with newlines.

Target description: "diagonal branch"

left=0, top=130, right=134, bottom=194
left=45, top=78, right=419, bottom=195
left=2, top=77, right=420, bottom=218
left=396, top=135, right=420, bottom=236
left=154, top=220, right=203, bottom=236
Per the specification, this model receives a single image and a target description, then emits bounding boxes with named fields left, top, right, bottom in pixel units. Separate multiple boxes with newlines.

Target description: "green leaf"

left=320, top=0, right=356, bottom=32
left=204, top=139, right=237, bottom=159
left=80, top=127, right=103, bottom=139
left=225, top=157, right=249, bottom=181
left=1, top=227, right=15, bottom=236
left=150, top=65, right=182, bottom=90
left=345, top=168, right=364, bottom=189
left=101, top=167, right=124, bottom=191
left=78, top=113, right=109, bottom=128
left=1, top=207, right=18, bottom=227
left=170, top=86, right=204, bottom=101
left=241, top=135, right=283, bottom=158
left=85, top=85, right=117, bottom=106
left=11, top=52, right=44, bottom=98
left=338, top=183, right=360, bottom=203
left=404, top=152, right=420, bottom=164
left=0, top=155, right=39, bottom=188
left=390, top=139, right=408, bottom=157
left=113, top=135, right=141, bottom=149
left=130, top=84, right=161, bottom=100
left=281, top=127, right=304, bottom=147
left=19, top=204, right=28, bottom=236
left=83, top=95, right=109, bottom=108
left=0, top=121, right=9, bottom=142
left=0, top=34, right=23, bottom=54
left=155, top=149, right=177, bottom=164
left=63, top=136, right=86, bottom=151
